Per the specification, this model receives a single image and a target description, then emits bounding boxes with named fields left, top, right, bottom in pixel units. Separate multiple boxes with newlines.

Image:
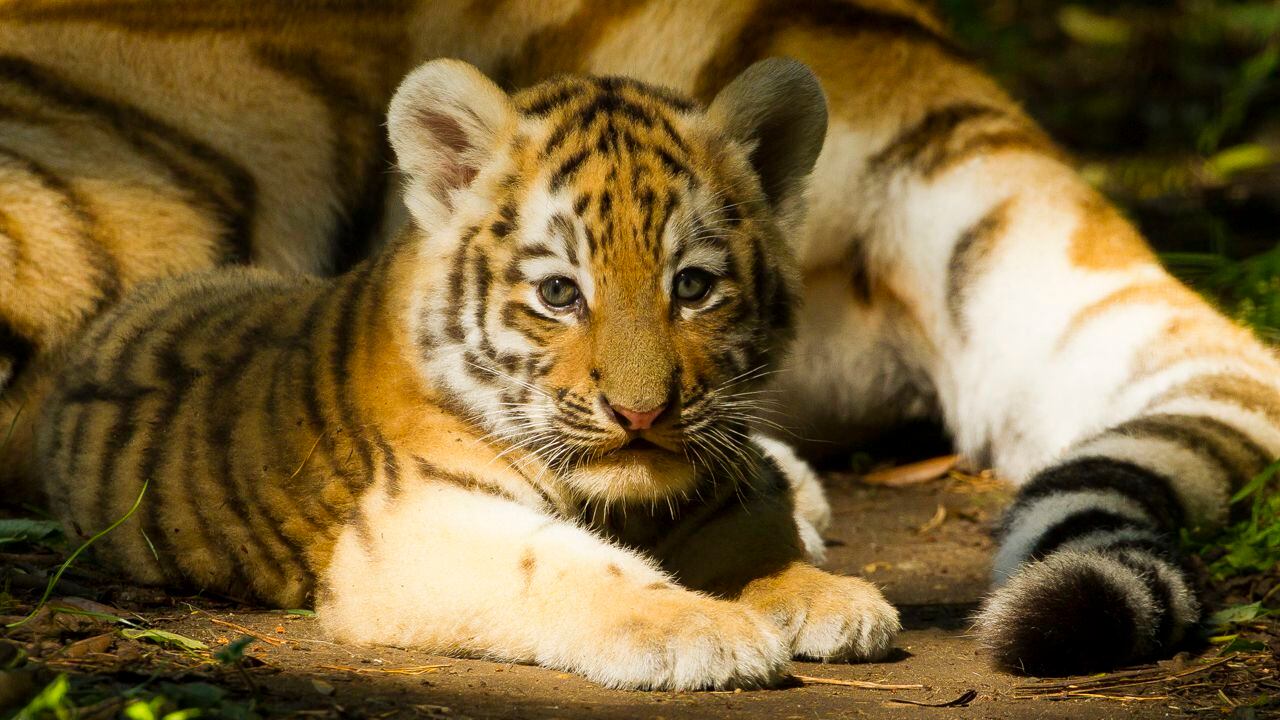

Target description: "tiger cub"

left=34, top=58, right=899, bottom=690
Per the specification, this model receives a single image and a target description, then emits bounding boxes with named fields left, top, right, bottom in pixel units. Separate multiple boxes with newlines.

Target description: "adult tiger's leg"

left=683, top=1, right=1280, bottom=674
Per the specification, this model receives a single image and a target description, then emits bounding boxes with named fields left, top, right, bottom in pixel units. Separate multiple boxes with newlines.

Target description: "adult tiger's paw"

left=578, top=590, right=790, bottom=691
left=740, top=563, right=900, bottom=662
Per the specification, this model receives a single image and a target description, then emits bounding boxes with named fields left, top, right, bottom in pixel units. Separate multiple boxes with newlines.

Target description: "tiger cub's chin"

left=563, top=446, right=700, bottom=504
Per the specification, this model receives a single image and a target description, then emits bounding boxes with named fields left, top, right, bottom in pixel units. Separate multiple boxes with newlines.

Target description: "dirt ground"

left=2, top=469, right=1277, bottom=720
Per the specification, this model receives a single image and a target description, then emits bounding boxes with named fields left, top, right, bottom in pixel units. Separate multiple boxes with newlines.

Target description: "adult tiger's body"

left=2, top=0, right=1278, bottom=676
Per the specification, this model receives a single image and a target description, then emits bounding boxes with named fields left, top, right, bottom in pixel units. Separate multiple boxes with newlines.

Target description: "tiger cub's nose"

left=606, top=401, right=668, bottom=431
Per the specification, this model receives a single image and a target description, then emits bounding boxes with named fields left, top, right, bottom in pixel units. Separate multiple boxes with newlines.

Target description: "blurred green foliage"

left=940, top=1, right=1280, bottom=339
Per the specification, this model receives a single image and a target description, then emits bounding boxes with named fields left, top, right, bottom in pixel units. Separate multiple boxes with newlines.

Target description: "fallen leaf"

left=63, top=633, right=114, bottom=658
left=311, top=678, right=335, bottom=696
left=0, top=518, right=64, bottom=546
left=861, top=455, right=959, bottom=487
left=120, top=628, right=208, bottom=651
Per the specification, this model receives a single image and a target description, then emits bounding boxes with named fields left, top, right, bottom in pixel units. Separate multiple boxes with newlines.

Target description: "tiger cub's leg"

left=320, top=480, right=788, bottom=691
left=651, top=445, right=899, bottom=663
left=753, top=433, right=832, bottom=565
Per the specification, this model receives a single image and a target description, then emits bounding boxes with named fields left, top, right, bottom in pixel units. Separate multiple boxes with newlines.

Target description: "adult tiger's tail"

left=976, top=395, right=1279, bottom=674
left=977, top=458, right=1204, bottom=674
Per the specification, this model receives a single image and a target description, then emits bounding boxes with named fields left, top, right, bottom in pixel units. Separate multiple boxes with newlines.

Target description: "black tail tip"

left=975, top=551, right=1160, bottom=676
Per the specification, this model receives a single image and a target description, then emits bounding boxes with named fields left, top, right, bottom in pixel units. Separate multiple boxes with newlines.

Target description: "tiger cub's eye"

left=538, top=276, right=580, bottom=309
left=673, top=268, right=714, bottom=303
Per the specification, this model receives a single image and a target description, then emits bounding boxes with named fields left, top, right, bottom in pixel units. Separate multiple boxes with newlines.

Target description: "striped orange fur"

left=33, top=60, right=899, bottom=690
left=1, top=0, right=1277, bottom=677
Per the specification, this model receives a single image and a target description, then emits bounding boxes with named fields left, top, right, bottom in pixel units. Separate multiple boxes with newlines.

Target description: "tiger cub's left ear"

left=708, top=58, right=828, bottom=232
left=388, top=59, right=514, bottom=235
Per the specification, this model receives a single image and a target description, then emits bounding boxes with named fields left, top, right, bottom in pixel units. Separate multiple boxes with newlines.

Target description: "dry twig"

left=318, top=663, right=452, bottom=676
left=791, top=674, right=924, bottom=690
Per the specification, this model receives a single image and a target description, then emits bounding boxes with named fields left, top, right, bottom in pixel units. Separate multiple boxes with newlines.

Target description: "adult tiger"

left=1, top=0, right=1277, bottom=676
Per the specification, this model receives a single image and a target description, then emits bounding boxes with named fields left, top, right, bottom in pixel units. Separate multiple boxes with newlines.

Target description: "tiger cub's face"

left=389, top=60, right=827, bottom=504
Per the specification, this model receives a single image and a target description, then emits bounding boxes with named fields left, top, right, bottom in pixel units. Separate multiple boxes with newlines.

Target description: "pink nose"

left=609, top=403, right=667, bottom=431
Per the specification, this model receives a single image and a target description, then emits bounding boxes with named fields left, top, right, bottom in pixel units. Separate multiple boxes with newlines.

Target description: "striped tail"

left=976, top=411, right=1277, bottom=675
left=976, top=457, right=1202, bottom=674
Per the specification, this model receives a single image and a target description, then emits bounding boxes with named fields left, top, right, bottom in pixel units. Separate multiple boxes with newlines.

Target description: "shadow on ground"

left=2, top=471, right=1275, bottom=719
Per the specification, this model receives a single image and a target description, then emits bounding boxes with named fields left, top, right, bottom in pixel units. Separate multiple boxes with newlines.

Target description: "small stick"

left=1056, top=692, right=1170, bottom=702
left=1015, top=656, right=1234, bottom=696
left=791, top=674, right=924, bottom=690
left=189, top=608, right=285, bottom=646
left=318, top=663, right=452, bottom=675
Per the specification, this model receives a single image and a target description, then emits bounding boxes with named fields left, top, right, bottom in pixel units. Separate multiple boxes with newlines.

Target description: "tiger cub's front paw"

left=740, top=563, right=900, bottom=662
left=583, top=590, right=789, bottom=691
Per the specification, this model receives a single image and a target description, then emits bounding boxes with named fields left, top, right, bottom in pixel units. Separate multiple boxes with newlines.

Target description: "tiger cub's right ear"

left=388, top=59, right=514, bottom=235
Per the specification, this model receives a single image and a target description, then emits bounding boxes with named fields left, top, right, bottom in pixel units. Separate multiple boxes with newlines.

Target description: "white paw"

left=576, top=592, right=790, bottom=690
left=743, top=565, right=900, bottom=662
left=789, top=575, right=900, bottom=662
left=752, top=433, right=833, bottom=545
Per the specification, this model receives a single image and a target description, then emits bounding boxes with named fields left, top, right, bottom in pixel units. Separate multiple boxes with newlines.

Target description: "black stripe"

left=125, top=282, right=277, bottom=584
left=869, top=103, right=1007, bottom=173
left=695, top=0, right=969, bottom=101
left=652, top=146, right=692, bottom=180
left=472, top=249, right=494, bottom=353
left=374, top=431, right=401, bottom=497
left=227, top=317, right=328, bottom=592
left=0, top=144, right=121, bottom=305
left=1028, top=509, right=1153, bottom=562
left=518, top=80, right=593, bottom=117
left=260, top=316, right=344, bottom=532
left=255, top=45, right=393, bottom=271
left=0, top=55, right=257, bottom=265
left=1113, top=414, right=1271, bottom=490
left=414, top=456, right=522, bottom=505
left=193, top=292, right=315, bottom=596
left=88, top=287, right=238, bottom=534
left=548, top=213, right=578, bottom=265
left=327, top=269, right=377, bottom=487
left=1107, top=550, right=1182, bottom=643
left=577, top=91, right=658, bottom=132
left=444, top=227, right=479, bottom=341
left=1009, top=458, right=1185, bottom=536
left=0, top=3, right=410, bottom=33
left=946, top=200, right=1010, bottom=337
left=542, top=120, right=577, bottom=156
left=500, top=302, right=558, bottom=345
left=549, top=148, right=590, bottom=192
left=597, top=75, right=697, bottom=114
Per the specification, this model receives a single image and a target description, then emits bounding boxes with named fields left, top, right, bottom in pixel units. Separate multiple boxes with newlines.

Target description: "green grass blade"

left=5, top=480, right=150, bottom=630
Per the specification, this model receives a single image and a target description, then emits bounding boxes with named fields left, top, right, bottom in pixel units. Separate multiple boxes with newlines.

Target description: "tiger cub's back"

left=37, top=266, right=360, bottom=606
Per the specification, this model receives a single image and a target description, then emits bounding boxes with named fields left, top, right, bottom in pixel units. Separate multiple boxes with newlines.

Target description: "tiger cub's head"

left=389, top=59, right=826, bottom=504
